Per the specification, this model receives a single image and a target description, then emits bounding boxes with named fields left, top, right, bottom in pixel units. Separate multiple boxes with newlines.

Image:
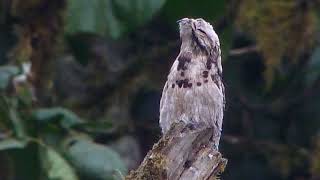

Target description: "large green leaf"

left=32, top=107, right=83, bottom=129
left=72, top=121, right=113, bottom=134
left=64, top=137, right=127, bottom=180
left=40, top=146, right=79, bottom=180
left=0, top=66, right=19, bottom=90
left=111, top=0, right=166, bottom=25
left=0, top=138, right=27, bottom=151
left=66, top=0, right=103, bottom=35
left=9, top=107, right=27, bottom=139
left=0, top=96, right=27, bottom=138
left=65, top=0, right=166, bottom=38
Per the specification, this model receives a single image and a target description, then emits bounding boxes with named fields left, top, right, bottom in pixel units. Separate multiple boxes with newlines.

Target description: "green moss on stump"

left=126, top=153, right=167, bottom=180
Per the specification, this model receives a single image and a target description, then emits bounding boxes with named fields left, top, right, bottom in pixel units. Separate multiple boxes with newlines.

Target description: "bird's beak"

left=177, top=18, right=190, bottom=24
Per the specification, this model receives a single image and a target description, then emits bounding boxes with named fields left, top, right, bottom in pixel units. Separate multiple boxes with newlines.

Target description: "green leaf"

left=65, top=0, right=166, bottom=38
left=0, top=66, right=19, bottom=90
left=32, top=107, right=83, bottom=129
left=0, top=97, right=27, bottom=138
left=64, top=137, right=127, bottom=180
left=9, top=107, right=27, bottom=138
left=73, top=121, right=113, bottom=134
left=111, top=0, right=166, bottom=25
left=0, top=138, right=27, bottom=151
left=66, top=0, right=101, bottom=35
left=40, top=146, right=79, bottom=180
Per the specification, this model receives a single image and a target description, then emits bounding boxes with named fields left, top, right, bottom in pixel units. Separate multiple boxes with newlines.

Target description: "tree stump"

left=126, top=122, right=227, bottom=180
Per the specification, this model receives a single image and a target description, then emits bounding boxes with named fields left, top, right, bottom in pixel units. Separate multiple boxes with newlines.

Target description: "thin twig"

left=229, top=45, right=258, bottom=56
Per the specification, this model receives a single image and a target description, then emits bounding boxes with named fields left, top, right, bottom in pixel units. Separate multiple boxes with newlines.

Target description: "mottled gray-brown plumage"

left=159, top=18, right=225, bottom=149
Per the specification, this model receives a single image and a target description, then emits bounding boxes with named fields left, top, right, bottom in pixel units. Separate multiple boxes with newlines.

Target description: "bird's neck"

left=180, top=39, right=206, bottom=60
left=180, top=39, right=193, bottom=52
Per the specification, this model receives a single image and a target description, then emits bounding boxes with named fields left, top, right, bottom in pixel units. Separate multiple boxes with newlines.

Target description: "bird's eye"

left=196, top=18, right=204, bottom=22
left=197, top=28, right=206, bottom=34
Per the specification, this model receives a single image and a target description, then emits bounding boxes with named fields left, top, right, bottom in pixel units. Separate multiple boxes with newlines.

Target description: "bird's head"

left=178, top=18, right=219, bottom=48
left=177, top=18, right=194, bottom=39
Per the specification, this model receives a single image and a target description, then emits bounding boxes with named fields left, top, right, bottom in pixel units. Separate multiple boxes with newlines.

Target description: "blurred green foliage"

left=40, top=146, right=79, bottom=180
left=0, top=0, right=320, bottom=180
left=66, top=0, right=166, bottom=38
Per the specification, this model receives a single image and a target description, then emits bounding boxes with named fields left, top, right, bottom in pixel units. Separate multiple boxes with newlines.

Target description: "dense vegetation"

left=0, top=0, right=320, bottom=179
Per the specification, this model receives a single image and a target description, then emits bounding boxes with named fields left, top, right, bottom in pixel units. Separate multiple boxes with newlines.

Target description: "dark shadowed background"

left=0, top=0, right=320, bottom=179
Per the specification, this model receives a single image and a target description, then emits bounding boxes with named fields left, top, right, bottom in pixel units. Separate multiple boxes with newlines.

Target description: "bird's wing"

left=159, top=81, right=168, bottom=111
left=160, top=59, right=179, bottom=114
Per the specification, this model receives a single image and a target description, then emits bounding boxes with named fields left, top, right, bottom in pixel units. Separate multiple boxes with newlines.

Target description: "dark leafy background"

left=0, top=0, right=320, bottom=179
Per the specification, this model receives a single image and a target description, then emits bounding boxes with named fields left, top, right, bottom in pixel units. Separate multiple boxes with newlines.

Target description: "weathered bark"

left=126, top=122, right=227, bottom=180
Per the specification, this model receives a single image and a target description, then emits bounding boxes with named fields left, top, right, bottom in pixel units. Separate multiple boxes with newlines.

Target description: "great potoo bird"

left=159, top=18, right=225, bottom=149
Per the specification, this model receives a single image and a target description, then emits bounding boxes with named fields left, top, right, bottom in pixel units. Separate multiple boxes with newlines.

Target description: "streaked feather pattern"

left=159, top=18, right=225, bottom=149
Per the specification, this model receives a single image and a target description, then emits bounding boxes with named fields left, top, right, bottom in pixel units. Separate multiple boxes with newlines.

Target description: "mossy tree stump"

left=126, top=122, right=227, bottom=180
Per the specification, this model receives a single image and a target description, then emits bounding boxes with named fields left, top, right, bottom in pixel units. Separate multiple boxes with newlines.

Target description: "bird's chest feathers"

left=168, top=52, right=218, bottom=89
